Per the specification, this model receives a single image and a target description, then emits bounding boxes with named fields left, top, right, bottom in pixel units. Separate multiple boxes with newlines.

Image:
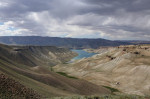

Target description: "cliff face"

left=54, top=45, right=150, bottom=96
left=0, top=44, right=77, bottom=66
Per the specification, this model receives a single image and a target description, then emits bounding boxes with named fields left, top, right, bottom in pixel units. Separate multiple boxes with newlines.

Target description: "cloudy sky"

left=0, top=0, right=150, bottom=40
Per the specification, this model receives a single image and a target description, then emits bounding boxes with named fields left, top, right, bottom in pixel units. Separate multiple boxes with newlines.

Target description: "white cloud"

left=0, top=21, right=30, bottom=36
left=0, top=1, right=9, bottom=7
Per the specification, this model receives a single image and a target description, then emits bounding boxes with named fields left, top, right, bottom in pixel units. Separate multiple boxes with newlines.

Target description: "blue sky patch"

left=0, top=22, right=4, bottom=25
left=7, top=27, right=17, bottom=31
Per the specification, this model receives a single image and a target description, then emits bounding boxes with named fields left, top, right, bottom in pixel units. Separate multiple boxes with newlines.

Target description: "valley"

left=0, top=43, right=150, bottom=98
left=0, top=43, right=111, bottom=98
left=1, top=0, right=150, bottom=98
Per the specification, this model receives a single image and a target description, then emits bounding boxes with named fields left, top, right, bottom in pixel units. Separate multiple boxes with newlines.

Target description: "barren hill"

left=54, top=44, right=150, bottom=96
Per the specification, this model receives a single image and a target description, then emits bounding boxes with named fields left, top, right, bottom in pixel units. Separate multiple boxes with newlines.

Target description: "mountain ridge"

left=0, top=36, right=130, bottom=49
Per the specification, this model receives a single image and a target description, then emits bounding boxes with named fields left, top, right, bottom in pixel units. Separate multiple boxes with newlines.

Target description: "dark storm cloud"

left=0, top=0, right=150, bottom=40
left=84, top=0, right=150, bottom=12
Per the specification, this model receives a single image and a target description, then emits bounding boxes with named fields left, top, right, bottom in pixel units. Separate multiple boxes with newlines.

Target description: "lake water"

left=68, top=49, right=97, bottom=63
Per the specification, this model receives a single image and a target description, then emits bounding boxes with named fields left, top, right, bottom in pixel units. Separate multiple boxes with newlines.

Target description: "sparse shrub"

left=123, top=49, right=126, bottom=51
left=134, top=52, right=140, bottom=54
left=103, top=86, right=119, bottom=94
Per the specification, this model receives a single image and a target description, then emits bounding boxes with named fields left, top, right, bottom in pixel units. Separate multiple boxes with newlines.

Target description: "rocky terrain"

left=54, top=44, right=150, bottom=96
left=0, top=43, right=111, bottom=98
left=0, top=73, right=42, bottom=99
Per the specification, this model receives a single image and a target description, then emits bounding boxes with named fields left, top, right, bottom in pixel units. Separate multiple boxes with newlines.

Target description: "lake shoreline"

left=67, top=49, right=97, bottom=63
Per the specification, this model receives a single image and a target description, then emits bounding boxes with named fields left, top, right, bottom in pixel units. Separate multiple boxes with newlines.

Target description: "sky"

left=0, top=0, right=150, bottom=40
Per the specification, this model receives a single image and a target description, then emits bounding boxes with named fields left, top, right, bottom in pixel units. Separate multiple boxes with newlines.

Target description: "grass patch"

left=103, top=86, right=120, bottom=94
left=56, top=72, right=78, bottom=79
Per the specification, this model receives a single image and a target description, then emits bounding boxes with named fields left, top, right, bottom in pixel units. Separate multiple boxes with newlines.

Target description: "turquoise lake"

left=68, top=49, right=97, bottom=63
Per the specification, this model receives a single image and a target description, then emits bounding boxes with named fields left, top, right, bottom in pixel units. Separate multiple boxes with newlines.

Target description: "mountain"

left=0, top=43, right=110, bottom=98
left=116, top=40, right=150, bottom=44
left=0, top=36, right=130, bottom=49
left=54, top=44, right=150, bottom=96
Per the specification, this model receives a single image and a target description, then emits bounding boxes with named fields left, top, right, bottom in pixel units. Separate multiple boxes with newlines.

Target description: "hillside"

left=0, top=36, right=130, bottom=49
left=0, top=44, right=77, bottom=66
left=0, top=44, right=111, bottom=98
left=0, top=73, right=42, bottom=98
left=54, top=44, right=150, bottom=96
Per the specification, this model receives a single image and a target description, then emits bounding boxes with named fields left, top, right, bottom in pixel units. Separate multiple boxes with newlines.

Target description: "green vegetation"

left=62, top=62, right=69, bottom=64
left=103, top=86, right=120, bottom=94
left=56, top=72, right=78, bottom=79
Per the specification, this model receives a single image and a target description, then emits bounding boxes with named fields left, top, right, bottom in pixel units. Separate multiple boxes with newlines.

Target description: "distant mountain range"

left=116, top=40, right=150, bottom=44
left=0, top=36, right=130, bottom=49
